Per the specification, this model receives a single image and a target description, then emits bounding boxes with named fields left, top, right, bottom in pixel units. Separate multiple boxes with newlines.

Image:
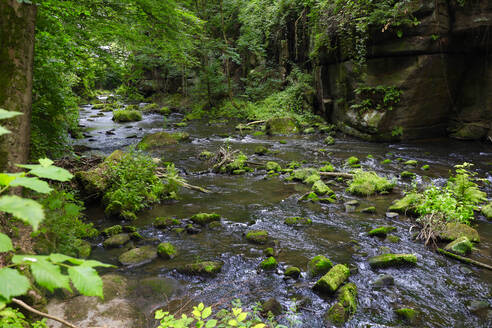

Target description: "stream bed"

left=54, top=102, right=492, bottom=327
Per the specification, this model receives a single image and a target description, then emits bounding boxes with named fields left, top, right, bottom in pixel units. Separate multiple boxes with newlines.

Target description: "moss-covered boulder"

left=346, top=156, right=360, bottom=167
left=142, top=103, right=159, bottom=112
left=320, top=163, right=335, bottom=172
left=113, top=110, right=142, bottom=122
left=404, top=160, right=418, bottom=166
left=284, top=217, right=312, bottom=226
left=118, top=246, right=157, bottom=266
left=386, top=235, right=401, bottom=243
left=74, top=240, right=92, bottom=259
left=312, top=180, right=333, bottom=196
left=360, top=206, right=376, bottom=214
left=190, top=213, right=221, bottom=225
left=137, top=131, right=190, bottom=150
left=261, top=298, right=283, bottom=316
left=154, top=217, right=180, bottom=229
left=400, top=171, right=416, bottom=179
left=308, top=255, right=333, bottom=276
left=75, top=166, right=109, bottom=198
left=443, top=236, right=473, bottom=255
left=266, top=161, right=281, bottom=173
left=347, top=170, right=394, bottom=196
left=482, top=203, right=492, bottom=219
left=265, top=117, right=299, bottom=135
left=324, top=136, right=335, bottom=145
left=439, top=222, right=480, bottom=242
left=313, top=264, right=350, bottom=294
left=103, top=233, right=131, bottom=248
left=395, top=308, right=418, bottom=325
left=157, top=242, right=177, bottom=259
left=260, top=256, right=278, bottom=270
left=254, top=145, right=269, bottom=155
left=284, top=266, right=301, bottom=279
left=325, top=283, right=358, bottom=325
left=246, top=230, right=269, bottom=245
left=292, top=168, right=319, bottom=182
left=178, top=261, right=223, bottom=276
left=368, top=254, right=417, bottom=269
left=199, top=151, right=214, bottom=160
left=368, top=226, right=396, bottom=237
left=388, top=193, right=421, bottom=215
left=102, top=225, right=123, bottom=237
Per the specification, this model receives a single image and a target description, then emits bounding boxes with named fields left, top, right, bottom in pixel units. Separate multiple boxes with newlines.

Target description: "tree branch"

left=11, top=298, right=79, bottom=328
left=437, top=248, right=492, bottom=270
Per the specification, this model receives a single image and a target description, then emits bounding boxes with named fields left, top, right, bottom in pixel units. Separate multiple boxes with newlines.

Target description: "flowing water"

left=72, top=101, right=492, bottom=327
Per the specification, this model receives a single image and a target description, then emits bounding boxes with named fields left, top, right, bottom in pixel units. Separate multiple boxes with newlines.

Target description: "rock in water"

left=313, top=264, right=350, bottom=294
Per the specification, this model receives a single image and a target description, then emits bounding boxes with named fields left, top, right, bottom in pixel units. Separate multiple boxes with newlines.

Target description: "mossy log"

left=437, top=248, right=492, bottom=270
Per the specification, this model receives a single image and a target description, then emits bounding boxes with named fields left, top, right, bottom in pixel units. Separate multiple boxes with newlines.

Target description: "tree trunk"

left=0, top=0, right=37, bottom=171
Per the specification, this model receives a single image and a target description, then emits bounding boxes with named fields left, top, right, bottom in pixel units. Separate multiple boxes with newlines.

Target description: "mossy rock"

left=137, top=132, right=190, bottom=150
left=404, top=160, right=418, bottom=166
left=154, top=217, right=180, bottom=229
left=308, top=255, right=333, bottom=276
left=113, top=110, right=142, bottom=122
left=142, top=103, right=159, bottom=112
left=320, top=163, right=335, bottom=172
left=380, top=159, right=392, bottom=165
left=368, top=253, right=417, bottom=269
left=103, top=233, right=131, bottom=248
left=313, top=264, right=350, bottom=294
left=395, top=308, right=418, bottom=325
left=265, top=117, right=299, bottom=135
left=284, top=266, right=301, bottom=279
left=443, top=236, right=473, bottom=255
left=74, top=239, right=92, bottom=259
left=92, top=103, right=105, bottom=110
left=421, top=165, right=430, bottom=171
left=386, top=235, right=401, bottom=243
left=178, top=261, right=223, bottom=276
left=246, top=230, right=269, bottom=245
left=105, top=149, right=125, bottom=163
left=439, top=222, right=480, bottom=242
left=266, top=161, right=281, bottom=172
left=325, top=283, right=358, bottom=325
left=175, top=122, right=188, bottom=127
left=260, top=256, right=278, bottom=270
left=160, top=106, right=171, bottom=115
left=75, top=166, right=109, bottom=198
left=292, top=168, right=318, bottom=182
left=199, top=151, right=214, bottom=160
left=190, top=213, right=221, bottom=226
left=254, top=146, right=269, bottom=155
left=312, top=180, right=333, bottom=196
left=102, top=225, right=123, bottom=237
left=482, top=203, right=492, bottom=219
left=157, top=242, right=177, bottom=259
left=346, top=156, right=360, bottom=167
left=264, top=247, right=275, bottom=257
left=388, top=193, right=421, bottom=215
left=303, top=127, right=316, bottom=134
left=360, top=206, right=376, bottom=214
left=261, top=298, right=282, bottom=316
left=324, top=136, right=335, bottom=145
left=284, top=217, right=312, bottom=226
left=400, top=171, right=416, bottom=179
left=118, top=246, right=157, bottom=266
left=347, top=170, right=394, bottom=196
left=304, top=174, right=321, bottom=184
left=368, top=226, right=396, bottom=237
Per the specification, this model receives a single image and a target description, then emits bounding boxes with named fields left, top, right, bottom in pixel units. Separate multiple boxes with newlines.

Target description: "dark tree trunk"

left=0, top=0, right=37, bottom=170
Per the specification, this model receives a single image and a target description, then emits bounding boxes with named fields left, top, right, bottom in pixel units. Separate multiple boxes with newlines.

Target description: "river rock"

left=439, top=222, right=480, bottom=242
left=368, top=254, right=417, bottom=269
left=246, top=230, right=269, bottom=245
left=312, top=180, right=333, bottom=196
left=102, top=225, right=123, bottom=237
left=153, top=217, right=180, bottom=228
left=443, top=236, right=473, bottom=255
left=313, top=264, right=350, bottom=294
left=284, top=216, right=312, bottom=226
left=103, top=233, right=131, bottom=248
left=307, top=255, right=333, bottom=276
left=254, top=145, right=269, bottom=155
left=284, top=266, right=301, bottom=279
left=157, top=242, right=177, bottom=259
left=260, top=256, right=278, bottom=270
left=191, top=213, right=221, bottom=225
left=385, top=212, right=399, bottom=219
left=360, top=206, right=376, bottom=214
left=395, top=308, right=418, bottom=325
left=266, top=161, right=282, bottom=173
left=178, top=261, right=223, bottom=276
left=265, top=117, right=299, bottom=135
left=324, top=283, right=358, bottom=325
left=137, top=131, right=190, bottom=150
left=368, top=226, right=396, bottom=237
left=118, top=246, right=157, bottom=266
left=262, top=298, right=283, bottom=316
left=371, top=274, right=394, bottom=288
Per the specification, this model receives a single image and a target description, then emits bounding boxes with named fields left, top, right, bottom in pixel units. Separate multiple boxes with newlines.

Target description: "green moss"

left=160, top=106, right=171, bottom=115
left=346, top=156, right=360, bottom=167
left=103, top=233, right=130, bottom=248
left=190, top=213, right=221, bottom=226
left=118, top=246, right=158, bottom=266
left=347, top=170, right=394, bottom=196
left=284, top=216, right=312, bottom=226
left=380, top=159, right=392, bottom=164
left=395, top=308, right=418, bottom=324
left=113, top=109, right=142, bottom=122
left=260, top=256, right=278, bottom=270
left=266, top=161, right=281, bottom=172
left=400, top=171, right=416, bottom=179
left=368, top=226, right=396, bottom=237
left=284, top=266, right=301, bottom=279
left=246, top=230, right=269, bottom=244
left=320, top=163, right=335, bottom=172
left=360, top=206, right=376, bottom=214
left=142, top=103, right=159, bottom=112
left=74, top=240, right=92, bottom=259
left=304, top=174, right=321, bottom=184
left=421, top=165, right=430, bottom=171
left=312, top=180, right=334, bottom=196
left=254, top=145, right=269, bottom=155
left=482, top=203, right=492, bottom=219
left=443, top=236, right=473, bottom=255
left=313, top=264, right=350, bottom=294
left=304, top=127, right=316, bottom=134
left=264, top=247, right=275, bottom=256
left=154, top=217, right=180, bottom=229
left=265, top=117, right=299, bottom=135
left=157, top=242, right=177, bottom=259
left=386, top=235, right=401, bottom=243
left=179, top=261, right=223, bottom=276
left=308, top=255, right=333, bottom=276
left=137, top=131, right=190, bottom=150
left=102, top=225, right=123, bottom=237
left=324, top=136, right=335, bottom=145
left=440, top=222, right=480, bottom=242
left=224, top=153, right=248, bottom=173
left=404, top=160, right=418, bottom=166
left=388, top=193, right=421, bottom=215
left=199, top=151, right=214, bottom=160
left=368, top=253, right=417, bottom=268
left=366, top=154, right=374, bottom=159
left=325, top=283, right=358, bottom=325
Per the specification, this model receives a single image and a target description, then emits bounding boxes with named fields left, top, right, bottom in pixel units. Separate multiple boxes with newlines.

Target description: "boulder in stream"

left=190, top=212, right=221, bottom=226
left=284, top=266, right=301, bottom=279
left=154, top=217, right=180, bottom=229
left=118, top=246, right=157, bottom=266
left=178, top=261, right=223, bottom=276
left=325, top=283, right=358, bottom=325
left=368, top=253, right=417, bottom=269
left=284, top=216, right=312, bottom=226
left=102, top=225, right=123, bottom=237
left=137, top=131, right=190, bottom=150
left=265, top=117, right=299, bottom=135
left=245, top=230, right=269, bottom=245
left=368, top=226, right=396, bottom=237
left=261, top=298, right=283, bottom=316
left=307, top=255, right=333, bottom=276
left=395, top=307, right=418, bottom=325
left=103, top=233, right=131, bottom=248
left=443, top=236, right=473, bottom=255
left=259, top=256, right=278, bottom=270
left=481, top=202, right=492, bottom=219
left=313, top=264, right=350, bottom=294
left=439, top=222, right=480, bottom=242
left=113, top=109, right=142, bottom=122
left=157, top=242, right=177, bottom=259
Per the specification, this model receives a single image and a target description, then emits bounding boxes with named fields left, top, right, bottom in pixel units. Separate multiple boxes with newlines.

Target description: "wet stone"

left=385, top=212, right=399, bottom=219
left=371, top=274, right=395, bottom=288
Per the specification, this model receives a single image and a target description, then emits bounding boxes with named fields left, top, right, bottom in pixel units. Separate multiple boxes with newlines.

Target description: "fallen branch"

left=245, top=120, right=266, bottom=126
left=437, top=248, right=492, bottom=270
left=319, top=172, right=353, bottom=179
left=11, top=298, right=79, bottom=328
left=156, top=172, right=211, bottom=193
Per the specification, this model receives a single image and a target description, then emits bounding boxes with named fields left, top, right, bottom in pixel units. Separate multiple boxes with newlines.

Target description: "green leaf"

left=0, top=126, right=11, bottom=136
left=0, top=173, right=22, bottom=186
left=205, top=320, right=217, bottom=328
left=0, top=233, right=13, bottom=252
left=202, top=306, right=212, bottom=319
left=10, top=177, right=53, bottom=194
left=30, top=259, right=71, bottom=293
left=0, top=195, right=44, bottom=231
left=237, top=312, right=247, bottom=322
left=0, top=109, right=22, bottom=120
left=68, top=266, right=103, bottom=298
left=0, top=268, right=30, bottom=300
left=79, top=259, right=114, bottom=268
left=38, top=158, right=54, bottom=167
left=11, top=254, right=49, bottom=264
left=0, top=297, right=6, bottom=310
left=49, top=253, right=82, bottom=264
left=26, top=166, right=73, bottom=182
